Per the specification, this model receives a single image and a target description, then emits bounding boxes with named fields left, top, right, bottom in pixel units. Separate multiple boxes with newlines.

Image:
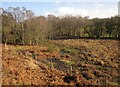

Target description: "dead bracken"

left=2, top=39, right=119, bottom=85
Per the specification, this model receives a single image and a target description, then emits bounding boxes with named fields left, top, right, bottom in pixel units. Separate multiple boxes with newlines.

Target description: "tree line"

left=0, top=7, right=120, bottom=45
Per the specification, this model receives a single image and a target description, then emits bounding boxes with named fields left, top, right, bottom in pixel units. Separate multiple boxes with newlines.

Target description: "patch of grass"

left=39, top=40, right=58, bottom=53
left=47, top=45, right=55, bottom=53
left=60, top=60, right=75, bottom=67
left=15, top=46, right=26, bottom=51
left=65, top=47, right=78, bottom=53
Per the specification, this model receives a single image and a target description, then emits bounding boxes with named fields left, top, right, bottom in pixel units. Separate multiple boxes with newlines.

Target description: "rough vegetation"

left=1, top=39, right=119, bottom=86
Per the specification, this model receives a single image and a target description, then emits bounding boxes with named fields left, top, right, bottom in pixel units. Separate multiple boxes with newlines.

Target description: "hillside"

left=1, top=39, right=119, bottom=86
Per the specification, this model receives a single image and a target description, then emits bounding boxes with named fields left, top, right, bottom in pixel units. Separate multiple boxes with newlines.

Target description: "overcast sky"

left=1, top=0, right=119, bottom=18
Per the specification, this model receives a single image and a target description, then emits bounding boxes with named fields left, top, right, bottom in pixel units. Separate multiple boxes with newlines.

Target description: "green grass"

left=60, top=60, right=75, bottom=67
